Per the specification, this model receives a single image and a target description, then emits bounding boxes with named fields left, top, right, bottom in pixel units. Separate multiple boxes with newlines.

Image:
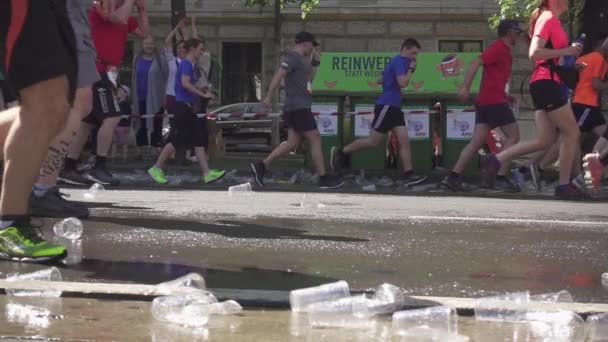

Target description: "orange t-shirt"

left=573, top=52, right=608, bottom=107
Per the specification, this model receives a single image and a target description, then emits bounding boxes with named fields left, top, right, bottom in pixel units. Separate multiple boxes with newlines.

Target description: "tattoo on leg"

left=39, top=136, right=73, bottom=178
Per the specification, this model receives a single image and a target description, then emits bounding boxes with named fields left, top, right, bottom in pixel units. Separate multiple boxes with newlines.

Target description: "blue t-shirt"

left=377, top=55, right=411, bottom=107
left=136, top=57, right=153, bottom=100
left=175, top=59, right=198, bottom=104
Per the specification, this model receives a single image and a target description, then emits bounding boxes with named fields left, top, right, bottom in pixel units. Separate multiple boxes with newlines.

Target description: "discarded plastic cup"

left=206, top=300, right=242, bottom=315
left=84, top=183, right=104, bottom=200
left=530, top=290, right=573, bottom=303
left=587, top=312, right=608, bottom=341
left=290, top=280, right=350, bottom=313
left=307, top=294, right=375, bottom=329
left=393, top=306, right=458, bottom=335
left=602, top=273, right=608, bottom=288
left=362, top=184, right=377, bottom=192
left=474, top=291, right=530, bottom=322
left=6, top=267, right=62, bottom=297
left=53, top=217, right=83, bottom=240
left=151, top=292, right=218, bottom=327
left=61, top=238, right=83, bottom=265
left=156, top=273, right=206, bottom=294
left=228, top=183, right=252, bottom=196
left=396, top=326, right=469, bottom=342
left=524, top=310, right=585, bottom=341
left=362, top=283, right=405, bottom=317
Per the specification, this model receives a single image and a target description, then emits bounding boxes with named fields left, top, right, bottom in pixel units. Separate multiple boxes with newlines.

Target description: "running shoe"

left=58, top=169, right=90, bottom=186
left=250, top=161, right=266, bottom=187
left=572, top=174, right=586, bottom=191
left=494, top=176, right=521, bottom=193
left=441, top=174, right=466, bottom=192
left=330, top=146, right=350, bottom=172
left=148, top=166, right=168, bottom=184
left=403, top=172, right=428, bottom=187
left=483, top=154, right=501, bottom=177
left=528, top=163, right=543, bottom=191
left=203, top=169, right=226, bottom=184
left=30, top=187, right=89, bottom=219
left=0, top=221, right=67, bottom=262
left=84, top=165, right=115, bottom=186
left=583, top=153, right=604, bottom=193
left=319, top=174, right=344, bottom=189
left=555, top=183, right=591, bottom=201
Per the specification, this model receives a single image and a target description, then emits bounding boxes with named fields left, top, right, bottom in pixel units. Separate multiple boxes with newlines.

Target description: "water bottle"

left=573, top=33, right=586, bottom=48
left=289, top=280, right=350, bottom=313
left=53, top=217, right=83, bottom=240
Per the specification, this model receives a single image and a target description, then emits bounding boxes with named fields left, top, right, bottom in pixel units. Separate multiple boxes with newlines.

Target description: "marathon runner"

left=330, top=38, right=428, bottom=187
left=442, top=20, right=523, bottom=193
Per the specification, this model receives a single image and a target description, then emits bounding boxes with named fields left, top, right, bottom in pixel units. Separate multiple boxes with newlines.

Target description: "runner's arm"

left=262, top=69, right=288, bottom=105
left=396, top=60, right=416, bottom=89
left=181, top=74, right=209, bottom=98
left=461, top=57, right=481, bottom=93
left=529, top=36, right=580, bottom=61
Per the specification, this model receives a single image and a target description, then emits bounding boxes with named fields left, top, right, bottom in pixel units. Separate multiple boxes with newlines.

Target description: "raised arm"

left=165, top=19, right=187, bottom=47
left=132, top=0, right=149, bottom=38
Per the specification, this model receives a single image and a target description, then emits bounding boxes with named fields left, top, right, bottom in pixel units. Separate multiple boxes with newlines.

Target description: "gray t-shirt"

left=281, top=51, right=312, bottom=112
left=67, top=0, right=96, bottom=54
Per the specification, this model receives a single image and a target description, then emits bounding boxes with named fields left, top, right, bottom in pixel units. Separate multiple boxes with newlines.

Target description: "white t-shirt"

left=164, top=47, right=182, bottom=97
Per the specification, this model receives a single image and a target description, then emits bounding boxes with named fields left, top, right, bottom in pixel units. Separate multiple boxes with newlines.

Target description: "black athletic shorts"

left=83, top=73, right=121, bottom=126
left=168, top=101, right=208, bottom=149
left=372, top=105, right=406, bottom=134
left=529, top=79, right=568, bottom=112
left=283, top=108, right=318, bottom=132
left=572, top=103, right=606, bottom=133
left=0, top=0, right=77, bottom=103
left=475, top=103, right=517, bottom=129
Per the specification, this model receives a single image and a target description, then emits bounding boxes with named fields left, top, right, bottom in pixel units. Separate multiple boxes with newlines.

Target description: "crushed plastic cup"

left=290, top=280, right=350, bottom=313
left=523, top=310, right=585, bottom=342
left=5, top=267, right=62, bottom=297
left=228, top=183, right=252, bottom=196
left=84, top=183, right=104, bottom=200
left=530, top=290, right=573, bottom=303
left=474, top=291, right=530, bottom=322
left=53, top=217, right=83, bottom=240
left=587, top=312, right=608, bottom=341
left=156, top=273, right=206, bottom=294
left=396, top=326, right=469, bottom=342
left=307, top=294, right=376, bottom=329
left=151, top=292, right=218, bottom=327
left=393, top=306, right=458, bottom=335
left=602, top=273, right=608, bottom=288
left=362, top=283, right=404, bottom=317
left=206, top=300, right=242, bottom=315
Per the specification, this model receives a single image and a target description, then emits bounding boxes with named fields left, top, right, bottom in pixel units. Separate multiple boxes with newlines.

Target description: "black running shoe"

left=30, top=187, right=89, bottom=219
left=441, top=175, right=466, bottom=192
left=330, top=146, right=350, bottom=172
left=555, top=183, right=591, bottom=201
left=85, top=165, right=116, bottom=186
left=250, top=161, right=266, bottom=187
left=58, top=169, right=90, bottom=186
left=403, top=172, right=428, bottom=187
left=319, top=174, right=344, bottom=189
left=494, top=176, right=521, bottom=193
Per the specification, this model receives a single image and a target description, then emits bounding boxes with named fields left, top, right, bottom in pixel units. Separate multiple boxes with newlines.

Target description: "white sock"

left=32, top=184, right=54, bottom=198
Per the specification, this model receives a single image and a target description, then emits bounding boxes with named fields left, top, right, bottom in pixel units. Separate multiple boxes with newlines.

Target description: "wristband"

left=311, top=59, right=321, bottom=67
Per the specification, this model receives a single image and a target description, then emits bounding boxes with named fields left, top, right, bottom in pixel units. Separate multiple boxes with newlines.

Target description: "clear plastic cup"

left=524, top=310, right=585, bottom=341
left=6, top=267, right=62, bottom=297
left=53, top=217, right=83, bottom=240
left=289, top=280, right=350, bottom=313
left=396, top=326, right=470, bottom=342
left=588, top=312, right=608, bottom=341
left=474, top=291, right=530, bottom=322
left=530, top=290, right=573, bottom=303
left=151, top=292, right=218, bottom=327
left=307, top=295, right=375, bottom=329
left=360, top=283, right=405, bottom=318
left=156, top=273, right=206, bottom=294
left=228, top=183, right=252, bottom=196
left=393, top=306, right=458, bottom=335
left=602, top=273, right=608, bottom=288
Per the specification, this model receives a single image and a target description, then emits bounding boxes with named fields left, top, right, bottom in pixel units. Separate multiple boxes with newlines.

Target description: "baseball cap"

left=497, top=19, right=523, bottom=36
left=294, top=31, right=319, bottom=47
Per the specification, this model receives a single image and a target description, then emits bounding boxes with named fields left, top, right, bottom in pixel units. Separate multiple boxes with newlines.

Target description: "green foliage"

left=489, top=0, right=584, bottom=33
left=244, top=0, right=320, bottom=18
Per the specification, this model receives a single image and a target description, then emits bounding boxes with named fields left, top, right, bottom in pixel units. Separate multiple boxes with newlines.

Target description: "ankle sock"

left=32, top=184, right=54, bottom=198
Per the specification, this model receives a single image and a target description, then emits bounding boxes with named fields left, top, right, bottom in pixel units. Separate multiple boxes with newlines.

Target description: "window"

left=439, top=40, right=483, bottom=53
left=248, top=104, right=269, bottom=114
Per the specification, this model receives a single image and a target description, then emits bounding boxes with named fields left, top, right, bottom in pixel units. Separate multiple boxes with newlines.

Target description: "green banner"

left=312, top=52, right=481, bottom=94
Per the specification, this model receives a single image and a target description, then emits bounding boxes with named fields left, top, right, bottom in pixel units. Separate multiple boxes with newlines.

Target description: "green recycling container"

left=303, top=100, right=344, bottom=169
left=345, top=101, right=387, bottom=171
left=442, top=105, right=478, bottom=175
left=403, top=105, right=434, bottom=173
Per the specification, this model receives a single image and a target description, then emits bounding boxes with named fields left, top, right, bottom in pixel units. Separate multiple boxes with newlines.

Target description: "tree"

left=244, top=0, right=319, bottom=18
left=490, top=0, right=585, bottom=39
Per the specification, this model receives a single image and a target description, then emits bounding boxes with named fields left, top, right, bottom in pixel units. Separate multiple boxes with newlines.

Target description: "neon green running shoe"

left=148, top=166, right=168, bottom=184
left=203, top=169, right=226, bottom=184
left=0, top=224, right=66, bottom=262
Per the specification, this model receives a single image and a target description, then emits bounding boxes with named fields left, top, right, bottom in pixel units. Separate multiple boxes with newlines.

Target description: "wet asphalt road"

left=1, top=188, right=607, bottom=304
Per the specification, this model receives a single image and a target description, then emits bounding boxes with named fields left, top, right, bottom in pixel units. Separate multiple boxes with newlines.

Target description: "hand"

left=177, top=17, right=189, bottom=28
left=568, top=45, right=582, bottom=57
left=312, top=46, right=322, bottom=61
left=409, top=59, right=417, bottom=70
left=201, top=91, right=215, bottom=99
left=458, top=87, right=470, bottom=102
left=261, top=97, right=272, bottom=108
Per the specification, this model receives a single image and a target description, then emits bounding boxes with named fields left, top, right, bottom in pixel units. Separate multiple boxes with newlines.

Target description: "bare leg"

left=496, top=122, right=520, bottom=176
left=1, top=76, right=70, bottom=216
left=263, top=129, right=302, bottom=168
left=390, top=126, right=415, bottom=172
left=96, top=117, right=120, bottom=158
left=153, top=143, right=176, bottom=170
left=194, top=147, right=210, bottom=176
left=550, top=105, right=581, bottom=184
left=343, top=131, right=385, bottom=154
left=0, top=107, right=19, bottom=159
left=452, top=124, right=490, bottom=175
left=302, top=129, right=326, bottom=176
